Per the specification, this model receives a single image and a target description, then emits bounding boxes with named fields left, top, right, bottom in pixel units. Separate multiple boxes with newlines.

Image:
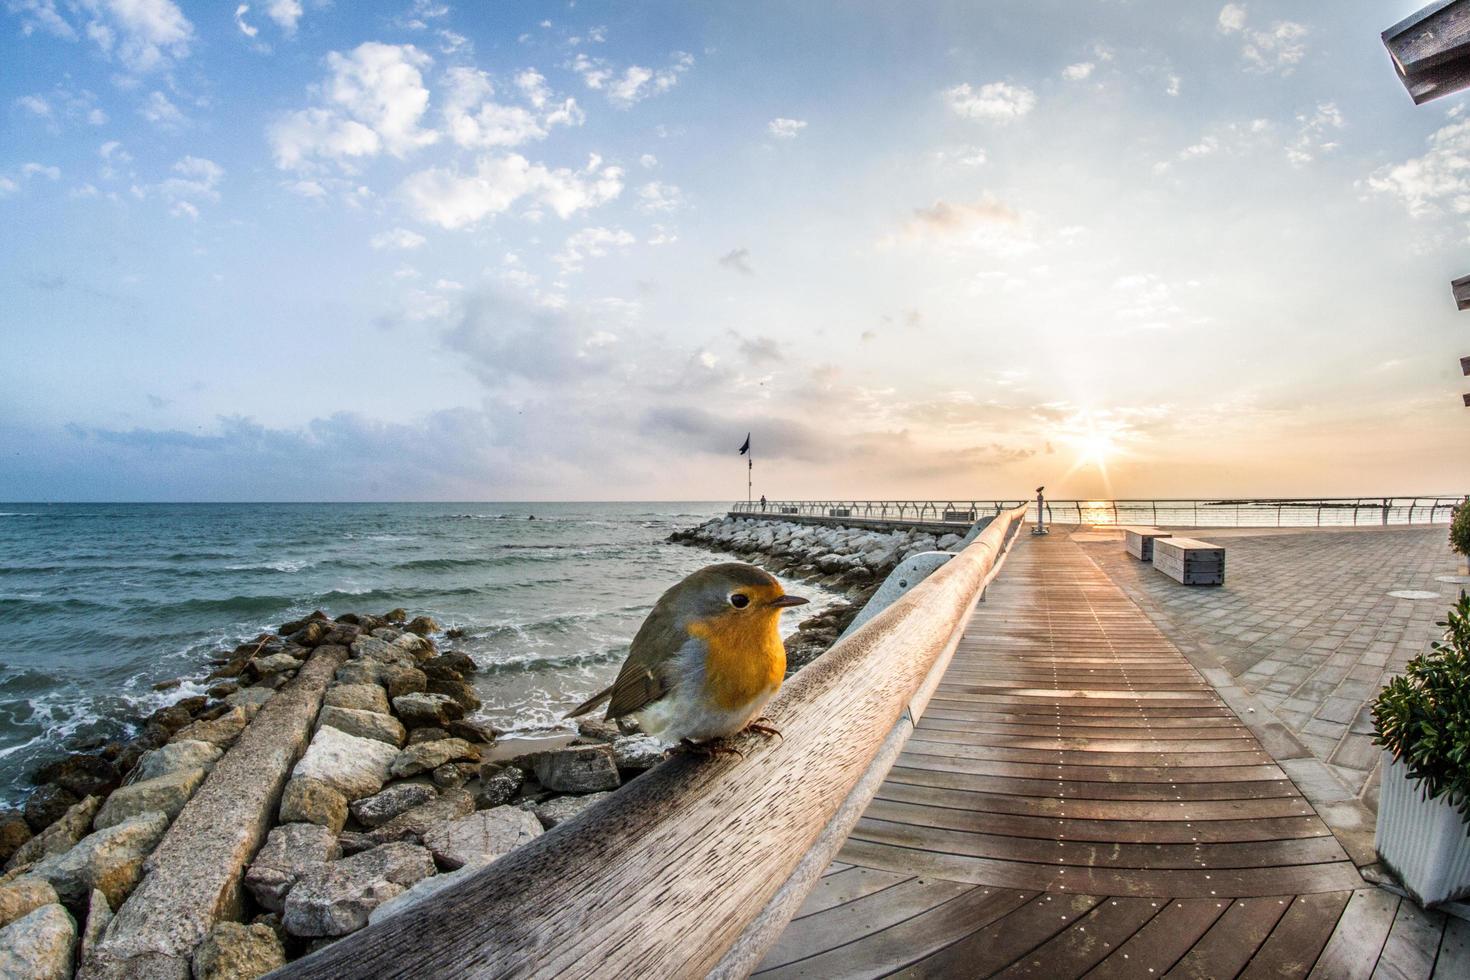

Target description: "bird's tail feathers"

left=565, top=685, right=613, bottom=720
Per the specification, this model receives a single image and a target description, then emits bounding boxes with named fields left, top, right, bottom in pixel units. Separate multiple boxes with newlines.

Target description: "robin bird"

left=567, top=563, right=809, bottom=754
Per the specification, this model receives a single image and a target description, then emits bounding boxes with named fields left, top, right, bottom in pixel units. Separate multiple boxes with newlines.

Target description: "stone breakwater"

left=0, top=609, right=664, bottom=979
left=670, top=516, right=966, bottom=670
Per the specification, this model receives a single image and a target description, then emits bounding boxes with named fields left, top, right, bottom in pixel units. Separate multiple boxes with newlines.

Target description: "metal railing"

left=731, top=496, right=1465, bottom=528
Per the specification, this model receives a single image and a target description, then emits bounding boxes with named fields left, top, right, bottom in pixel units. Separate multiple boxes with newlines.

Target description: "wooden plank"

left=993, top=897, right=1162, bottom=978
left=1240, top=891, right=1351, bottom=980
left=1432, top=914, right=1470, bottom=979
left=836, top=838, right=1364, bottom=898
left=1309, top=889, right=1401, bottom=980
left=891, top=753, right=1290, bottom=785
left=1163, top=896, right=1291, bottom=979
left=1371, top=897, right=1446, bottom=980
left=788, top=866, right=909, bottom=919
left=891, top=892, right=1105, bottom=978
left=1384, top=0, right=1470, bottom=74
left=754, top=887, right=1035, bottom=978
left=849, top=817, right=1348, bottom=871
left=1082, top=898, right=1228, bottom=978
left=757, top=876, right=974, bottom=970
left=880, top=769, right=1299, bottom=803
left=1454, top=273, right=1470, bottom=311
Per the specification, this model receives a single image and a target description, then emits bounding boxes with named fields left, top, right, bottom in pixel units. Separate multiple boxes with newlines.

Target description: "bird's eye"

left=729, top=593, right=750, bottom=608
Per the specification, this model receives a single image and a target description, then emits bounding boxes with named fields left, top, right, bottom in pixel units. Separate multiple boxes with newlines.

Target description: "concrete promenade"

left=1076, top=524, right=1467, bottom=868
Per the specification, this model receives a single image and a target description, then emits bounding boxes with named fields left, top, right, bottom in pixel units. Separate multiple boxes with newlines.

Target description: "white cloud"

left=144, top=155, right=223, bottom=218
left=441, top=66, right=583, bottom=150
left=265, top=0, right=301, bottom=33
left=572, top=51, right=693, bottom=108
left=84, top=0, right=195, bottom=74
left=639, top=153, right=658, bottom=168
left=944, top=81, right=1036, bottom=123
left=233, top=4, right=256, bottom=37
left=1286, top=102, right=1344, bottom=168
left=139, top=89, right=183, bottom=126
left=21, top=162, right=60, bottom=180
left=1366, top=119, right=1470, bottom=218
left=1165, top=74, right=1181, bottom=97
left=370, top=227, right=427, bottom=250
left=1217, top=4, right=1308, bottom=75
left=400, top=153, right=624, bottom=229
left=0, top=176, right=17, bottom=196
left=271, top=42, right=437, bottom=169
left=881, top=196, right=1037, bottom=257
left=555, top=226, right=635, bottom=271
left=7, top=0, right=76, bottom=39
left=1062, top=62, right=1094, bottom=81
left=270, top=109, right=380, bottom=169
left=767, top=117, right=807, bottom=139
left=636, top=180, right=683, bottom=213
left=15, top=94, right=51, bottom=117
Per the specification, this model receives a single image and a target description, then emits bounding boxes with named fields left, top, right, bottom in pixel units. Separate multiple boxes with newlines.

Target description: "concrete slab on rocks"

left=78, top=643, right=347, bottom=980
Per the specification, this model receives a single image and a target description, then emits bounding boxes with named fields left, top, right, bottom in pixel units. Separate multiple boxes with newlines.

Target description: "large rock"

left=421, top=807, right=542, bottom=870
left=377, top=664, right=427, bottom=700
left=612, top=735, right=665, bottom=772
left=424, top=671, right=481, bottom=712
left=278, top=778, right=348, bottom=834
left=348, top=636, right=398, bottom=663
left=79, top=889, right=111, bottom=966
left=388, top=738, right=478, bottom=779
left=93, top=768, right=206, bottom=831
left=223, top=688, right=274, bottom=711
left=315, top=706, right=405, bottom=748
left=322, top=684, right=389, bottom=715
left=348, top=784, right=437, bottom=829
left=172, top=708, right=250, bottom=748
left=281, top=843, right=435, bottom=938
left=391, top=693, right=463, bottom=727
left=529, top=792, right=613, bottom=829
left=244, top=823, right=340, bottom=914
left=133, top=741, right=223, bottom=783
left=79, top=644, right=348, bottom=980
left=33, top=754, right=121, bottom=800
left=475, top=766, right=525, bottom=810
left=0, top=811, right=31, bottom=866
left=404, top=616, right=439, bottom=637
left=445, top=718, right=498, bottom=744
left=290, top=727, right=398, bottom=801
left=31, top=810, right=169, bottom=908
left=367, top=862, right=475, bottom=925
left=0, top=876, right=58, bottom=928
left=251, top=653, right=299, bottom=677
left=332, top=661, right=379, bottom=687
left=23, top=785, right=79, bottom=834
left=0, top=903, right=75, bottom=980
left=529, top=744, right=620, bottom=793
left=191, top=921, right=285, bottom=980
left=423, top=652, right=474, bottom=674
left=6, top=796, right=102, bottom=872
left=365, top=788, right=474, bottom=845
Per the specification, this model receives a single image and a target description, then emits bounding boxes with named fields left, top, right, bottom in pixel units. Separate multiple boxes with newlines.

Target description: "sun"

left=1077, top=430, right=1117, bottom=466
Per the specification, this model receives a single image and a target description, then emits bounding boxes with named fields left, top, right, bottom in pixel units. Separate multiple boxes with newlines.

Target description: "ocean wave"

left=223, top=559, right=315, bottom=573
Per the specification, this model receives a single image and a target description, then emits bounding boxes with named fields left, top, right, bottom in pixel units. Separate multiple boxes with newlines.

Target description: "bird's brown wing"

left=605, top=596, right=685, bottom=719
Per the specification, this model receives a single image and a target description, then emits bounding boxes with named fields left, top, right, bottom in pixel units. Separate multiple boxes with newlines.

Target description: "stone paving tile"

left=1076, top=525, right=1465, bottom=864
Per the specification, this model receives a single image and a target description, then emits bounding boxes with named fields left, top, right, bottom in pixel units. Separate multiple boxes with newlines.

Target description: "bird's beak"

left=769, top=594, right=809, bottom=608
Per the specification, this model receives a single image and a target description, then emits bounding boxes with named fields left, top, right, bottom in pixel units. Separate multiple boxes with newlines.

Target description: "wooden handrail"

left=276, top=503, right=1030, bottom=979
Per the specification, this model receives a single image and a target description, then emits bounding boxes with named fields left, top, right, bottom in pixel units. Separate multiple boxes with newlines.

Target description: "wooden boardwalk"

left=755, top=533, right=1467, bottom=979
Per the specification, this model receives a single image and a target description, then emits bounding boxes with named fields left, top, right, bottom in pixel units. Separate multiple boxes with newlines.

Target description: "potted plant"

left=1452, top=497, right=1470, bottom=575
left=1372, top=589, right=1470, bottom=905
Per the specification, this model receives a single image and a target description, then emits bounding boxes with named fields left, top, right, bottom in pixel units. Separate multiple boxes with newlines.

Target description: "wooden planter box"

left=1375, top=752, right=1470, bottom=906
left=1122, top=526, right=1171, bottom=561
left=1151, top=537, right=1225, bottom=586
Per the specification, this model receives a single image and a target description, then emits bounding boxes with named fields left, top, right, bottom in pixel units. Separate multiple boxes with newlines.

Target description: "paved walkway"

left=1075, top=525, right=1466, bottom=866
left=757, top=532, right=1466, bottom=978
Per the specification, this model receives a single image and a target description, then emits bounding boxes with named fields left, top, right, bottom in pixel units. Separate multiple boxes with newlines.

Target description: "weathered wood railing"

left=277, top=503, right=1031, bottom=979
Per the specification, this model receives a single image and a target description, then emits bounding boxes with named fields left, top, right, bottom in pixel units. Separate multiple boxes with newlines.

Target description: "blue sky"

left=1, top=0, right=1467, bottom=501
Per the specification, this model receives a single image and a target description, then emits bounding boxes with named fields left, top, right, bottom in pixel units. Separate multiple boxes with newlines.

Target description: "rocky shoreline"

left=0, top=513, right=958, bottom=978
left=0, top=609, right=666, bottom=978
left=670, top=514, right=964, bottom=671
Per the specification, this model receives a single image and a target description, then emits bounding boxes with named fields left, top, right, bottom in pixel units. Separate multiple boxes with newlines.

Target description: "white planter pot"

left=1375, top=752, right=1470, bottom=906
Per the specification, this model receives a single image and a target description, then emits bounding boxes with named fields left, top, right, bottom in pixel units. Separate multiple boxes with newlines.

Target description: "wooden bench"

left=1121, top=525, right=1171, bottom=561
left=943, top=509, right=977, bottom=522
left=1151, top=536, right=1225, bottom=585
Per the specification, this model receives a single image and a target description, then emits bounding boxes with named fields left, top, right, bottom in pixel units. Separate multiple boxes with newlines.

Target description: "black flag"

left=738, top=433, right=751, bottom=455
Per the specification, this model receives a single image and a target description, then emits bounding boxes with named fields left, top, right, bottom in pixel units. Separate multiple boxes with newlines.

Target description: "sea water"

left=0, top=502, right=841, bottom=805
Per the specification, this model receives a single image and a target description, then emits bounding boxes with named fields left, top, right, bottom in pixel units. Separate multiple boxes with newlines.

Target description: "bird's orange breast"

left=688, top=611, right=787, bottom=712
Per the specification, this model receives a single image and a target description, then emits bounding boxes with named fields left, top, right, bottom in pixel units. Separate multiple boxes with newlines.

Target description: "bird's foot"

left=669, top=737, right=744, bottom=760
left=742, top=719, right=783, bottom=741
